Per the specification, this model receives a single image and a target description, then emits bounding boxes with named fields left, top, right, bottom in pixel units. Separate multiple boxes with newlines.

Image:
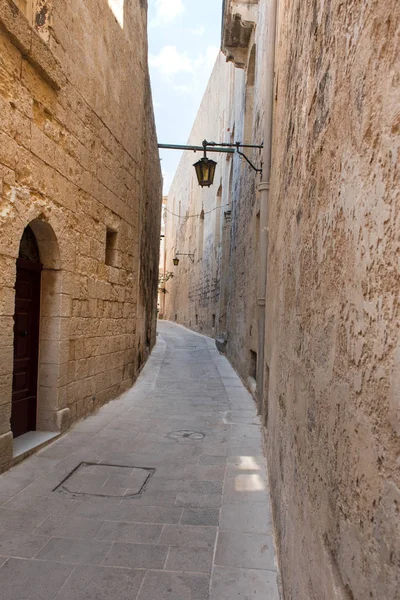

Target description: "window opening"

left=105, top=228, right=118, bottom=266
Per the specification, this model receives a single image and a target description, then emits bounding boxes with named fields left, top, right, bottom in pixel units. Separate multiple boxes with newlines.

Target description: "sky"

left=147, top=0, right=224, bottom=194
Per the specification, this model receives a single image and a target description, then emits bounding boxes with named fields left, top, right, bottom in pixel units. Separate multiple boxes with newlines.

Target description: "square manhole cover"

left=54, top=462, right=154, bottom=498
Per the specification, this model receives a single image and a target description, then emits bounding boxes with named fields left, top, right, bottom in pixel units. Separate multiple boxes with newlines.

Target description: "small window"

left=212, top=314, right=216, bottom=328
left=105, top=228, right=117, bottom=266
left=195, top=314, right=198, bottom=325
left=174, top=314, right=178, bottom=322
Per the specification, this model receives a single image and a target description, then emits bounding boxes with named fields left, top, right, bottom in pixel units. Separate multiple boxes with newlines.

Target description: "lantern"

left=173, top=257, right=179, bottom=266
left=193, top=157, right=217, bottom=187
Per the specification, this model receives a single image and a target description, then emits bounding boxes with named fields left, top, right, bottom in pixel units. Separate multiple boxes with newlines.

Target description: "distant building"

left=0, top=0, right=162, bottom=471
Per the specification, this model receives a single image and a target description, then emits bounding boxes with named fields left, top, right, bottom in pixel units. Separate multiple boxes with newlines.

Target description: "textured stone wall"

left=265, top=0, right=400, bottom=598
left=164, top=53, right=240, bottom=338
left=165, top=0, right=399, bottom=597
left=164, top=50, right=264, bottom=388
left=0, top=0, right=162, bottom=471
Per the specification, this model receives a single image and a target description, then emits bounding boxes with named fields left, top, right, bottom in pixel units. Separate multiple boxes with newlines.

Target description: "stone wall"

left=165, top=0, right=399, bottom=598
left=164, top=53, right=239, bottom=338
left=163, top=51, right=264, bottom=388
left=0, top=0, right=162, bottom=471
left=265, top=0, right=400, bottom=598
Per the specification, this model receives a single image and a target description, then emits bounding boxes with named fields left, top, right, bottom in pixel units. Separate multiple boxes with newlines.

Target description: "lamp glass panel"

left=194, top=158, right=217, bottom=187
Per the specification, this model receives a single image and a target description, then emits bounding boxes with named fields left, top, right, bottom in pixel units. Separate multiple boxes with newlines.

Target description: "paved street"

left=0, top=321, right=279, bottom=599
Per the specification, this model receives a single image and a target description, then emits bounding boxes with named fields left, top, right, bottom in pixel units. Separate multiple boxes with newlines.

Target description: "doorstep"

left=13, top=430, right=60, bottom=463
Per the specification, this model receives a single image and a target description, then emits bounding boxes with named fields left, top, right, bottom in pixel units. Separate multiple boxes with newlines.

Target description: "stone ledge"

left=221, top=0, right=258, bottom=68
left=0, top=0, right=66, bottom=90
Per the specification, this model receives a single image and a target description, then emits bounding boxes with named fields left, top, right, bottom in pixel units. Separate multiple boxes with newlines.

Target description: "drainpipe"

left=256, top=0, right=279, bottom=418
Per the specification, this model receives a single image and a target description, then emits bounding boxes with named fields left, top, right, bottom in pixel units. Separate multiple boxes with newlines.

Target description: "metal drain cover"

left=53, top=462, right=154, bottom=498
left=168, top=430, right=205, bottom=441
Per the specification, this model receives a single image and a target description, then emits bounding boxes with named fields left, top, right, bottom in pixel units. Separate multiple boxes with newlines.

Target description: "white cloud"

left=149, top=46, right=193, bottom=79
left=193, top=45, right=219, bottom=71
left=150, top=0, right=185, bottom=27
left=150, top=45, right=219, bottom=82
left=189, top=26, right=205, bottom=37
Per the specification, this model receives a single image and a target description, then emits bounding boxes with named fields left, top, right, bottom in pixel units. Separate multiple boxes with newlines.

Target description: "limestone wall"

left=0, top=0, right=162, bottom=471
left=163, top=50, right=265, bottom=387
left=164, top=53, right=239, bottom=338
left=266, top=0, right=400, bottom=598
left=165, top=0, right=399, bottom=597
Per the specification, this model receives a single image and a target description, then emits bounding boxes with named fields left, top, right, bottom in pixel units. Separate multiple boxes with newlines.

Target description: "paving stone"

left=222, top=475, right=269, bottom=503
left=215, top=532, right=277, bottom=570
left=227, top=455, right=267, bottom=470
left=198, top=455, right=226, bottom=466
left=180, top=508, right=220, bottom=526
left=104, top=542, right=168, bottom=569
left=0, top=533, right=48, bottom=558
left=145, top=477, right=191, bottom=493
left=122, top=505, right=183, bottom=524
left=189, top=480, right=223, bottom=494
left=95, top=520, right=163, bottom=543
left=0, top=476, right=35, bottom=497
left=0, top=322, right=278, bottom=599
left=0, top=508, right=45, bottom=534
left=121, top=490, right=178, bottom=506
left=55, top=564, right=145, bottom=600
left=185, top=465, right=226, bottom=481
left=220, top=502, right=273, bottom=534
left=166, top=546, right=214, bottom=573
left=175, top=492, right=222, bottom=508
left=137, top=570, right=210, bottom=600
left=210, top=566, right=280, bottom=600
left=0, top=558, right=73, bottom=600
left=159, top=524, right=217, bottom=549
left=33, top=516, right=104, bottom=539
left=35, top=537, right=111, bottom=565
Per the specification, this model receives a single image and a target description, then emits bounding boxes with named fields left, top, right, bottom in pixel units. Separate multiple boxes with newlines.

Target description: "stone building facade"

left=0, top=0, right=162, bottom=471
left=164, top=0, right=399, bottom=598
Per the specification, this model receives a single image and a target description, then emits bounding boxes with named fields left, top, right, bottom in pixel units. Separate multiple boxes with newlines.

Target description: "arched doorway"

left=11, top=225, right=42, bottom=438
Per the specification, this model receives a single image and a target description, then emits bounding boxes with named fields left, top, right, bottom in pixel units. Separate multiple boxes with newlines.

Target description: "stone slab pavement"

left=0, top=321, right=280, bottom=599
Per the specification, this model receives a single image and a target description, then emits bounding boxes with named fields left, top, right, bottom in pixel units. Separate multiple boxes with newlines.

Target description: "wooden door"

left=11, top=259, right=42, bottom=438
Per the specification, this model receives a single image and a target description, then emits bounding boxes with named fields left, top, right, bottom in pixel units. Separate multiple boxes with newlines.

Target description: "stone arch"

left=30, top=218, right=70, bottom=434
left=11, top=216, right=70, bottom=448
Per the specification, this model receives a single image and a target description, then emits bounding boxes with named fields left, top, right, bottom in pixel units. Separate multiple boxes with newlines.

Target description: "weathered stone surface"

left=0, top=321, right=279, bottom=598
left=0, top=0, right=162, bottom=472
left=164, top=1, right=399, bottom=598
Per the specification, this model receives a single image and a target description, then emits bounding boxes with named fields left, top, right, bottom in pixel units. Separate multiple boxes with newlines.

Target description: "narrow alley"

left=0, top=321, right=279, bottom=600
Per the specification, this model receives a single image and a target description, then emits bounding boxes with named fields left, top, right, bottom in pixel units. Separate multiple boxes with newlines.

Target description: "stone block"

left=0, top=346, right=13, bottom=376
left=0, top=431, right=13, bottom=473
left=0, top=0, right=31, bottom=55
left=0, top=402, right=11, bottom=436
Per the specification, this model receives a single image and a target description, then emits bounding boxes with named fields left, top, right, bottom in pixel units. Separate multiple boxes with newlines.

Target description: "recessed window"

left=212, top=314, right=216, bottom=328
left=105, top=228, right=117, bottom=266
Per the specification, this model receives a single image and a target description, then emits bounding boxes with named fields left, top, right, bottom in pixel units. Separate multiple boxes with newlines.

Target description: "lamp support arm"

left=158, top=140, right=263, bottom=177
left=235, top=148, right=263, bottom=174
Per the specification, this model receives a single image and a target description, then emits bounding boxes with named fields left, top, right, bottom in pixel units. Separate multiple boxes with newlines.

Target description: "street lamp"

left=173, top=252, right=194, bottom=266
left=158, top=140, right=263, bottom=188
left=193, top=141, right=218, bottom=187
